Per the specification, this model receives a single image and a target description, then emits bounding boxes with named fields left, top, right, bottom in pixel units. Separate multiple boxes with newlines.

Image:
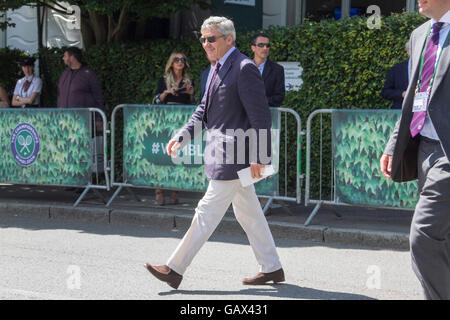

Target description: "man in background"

left=381, top=41, right=411, bottom=109
left=250, top=33, right=285, bottom=107
left=57, top=47, right=103, bottom=112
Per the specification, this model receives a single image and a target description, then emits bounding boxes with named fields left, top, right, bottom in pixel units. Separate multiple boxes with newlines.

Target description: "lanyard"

left=416, top=24, right=450, bottom=94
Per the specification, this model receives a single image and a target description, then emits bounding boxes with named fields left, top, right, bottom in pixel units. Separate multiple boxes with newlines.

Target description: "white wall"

left=6, top=6, right=38, bottom=54
left=1, top=2, right=82, bottom=53
left=263, top=0, right=287, bottom=28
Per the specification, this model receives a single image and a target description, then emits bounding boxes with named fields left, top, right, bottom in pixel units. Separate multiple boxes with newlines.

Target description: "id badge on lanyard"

left=413, top=23, right=450, bottom=112
left=412, top=91, right=429, bottom=112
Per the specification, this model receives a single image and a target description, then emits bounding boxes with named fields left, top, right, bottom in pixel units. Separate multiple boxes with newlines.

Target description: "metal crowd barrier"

left=106, top=104, right=304, bottom=212
left=261, top=107, right=305, bottom=213
left=0, top=108, right=110, bottom=208
left=73, top=108, right=111, bottom=207
left=305, top=109, right=417, bottom=226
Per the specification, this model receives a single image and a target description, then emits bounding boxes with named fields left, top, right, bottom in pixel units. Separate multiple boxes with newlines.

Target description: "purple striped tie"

left=410, top=22, right=444, bottom=137
left=206, top=63, right=221, bottom=108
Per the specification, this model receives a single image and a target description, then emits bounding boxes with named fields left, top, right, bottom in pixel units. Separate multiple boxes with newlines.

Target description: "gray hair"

left=201, top=16, right=236, bottom=42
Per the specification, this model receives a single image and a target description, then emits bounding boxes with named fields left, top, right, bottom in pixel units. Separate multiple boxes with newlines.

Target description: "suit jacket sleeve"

left=172, top=97, right=206, bottom=148
left=383, top=29, right=415, bottom=156
left=200, top=68, right=209, bottom=100
left=268, top=64, right=286, bottom=107
left=238, top=62, right=272, bottom=164
left=383, top=119, right=400, bottom=156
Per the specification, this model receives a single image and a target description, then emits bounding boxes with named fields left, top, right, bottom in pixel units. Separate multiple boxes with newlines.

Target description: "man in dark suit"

left=145, top=16, right=284, bottom=289
left=381, top=42, right=411, bottom=109
left=380, top=0, right=450, bottom=300
left=250, top=33, right=285, bottom=107
left=199, top=51, right=216, bottom=100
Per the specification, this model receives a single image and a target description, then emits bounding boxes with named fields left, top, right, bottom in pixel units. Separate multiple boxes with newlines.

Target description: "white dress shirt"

left=13, top=75, right=42, bottom=107
left=257, top=59, right=267, bottom=76
left=204, top=46, right=236, bottom=94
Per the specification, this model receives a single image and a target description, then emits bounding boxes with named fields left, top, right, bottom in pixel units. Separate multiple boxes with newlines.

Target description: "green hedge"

left=0, top=47, right=28, bottom=96
left=2, top=13, right=428, bottom=199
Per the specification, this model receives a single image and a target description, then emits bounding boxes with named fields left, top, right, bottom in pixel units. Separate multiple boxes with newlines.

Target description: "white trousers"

left=166, top=179, right=282, bottom=275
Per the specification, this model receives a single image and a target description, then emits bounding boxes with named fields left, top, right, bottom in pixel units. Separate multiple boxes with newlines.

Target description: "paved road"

left=0, top=214, right=422, bottom=300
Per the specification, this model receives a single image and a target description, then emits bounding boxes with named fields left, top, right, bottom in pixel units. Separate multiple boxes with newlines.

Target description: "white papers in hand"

left=237, top=165, right=275, bottom=187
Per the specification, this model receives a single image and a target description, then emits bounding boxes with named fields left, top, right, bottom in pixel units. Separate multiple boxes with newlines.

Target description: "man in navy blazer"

left=199, top=51, right=216, bottom=101
left=381, top=42, right=411, bottom=109
left=145, top=16, right=284, bottom=289
left=251, top=33, right=285, bottom=107
left=199, top=66, right=209, bottom=100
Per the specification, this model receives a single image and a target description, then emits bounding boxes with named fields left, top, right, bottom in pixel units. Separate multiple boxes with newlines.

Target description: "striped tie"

left=23, top=80, right=31, bottom=92
left=410, top=22, right=444, bottom=137
left=203, top=63, right=221, bottom=122
left=206, top=63, right=221, bottom=108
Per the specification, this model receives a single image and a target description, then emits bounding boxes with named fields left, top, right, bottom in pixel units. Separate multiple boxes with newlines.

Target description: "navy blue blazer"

left=174, top=49, right=272, bottom=180
left=262, top=59, right=285, bottom=107
left=381, top=60, right=409, bottom=109
left=199, top=66, right=210, bottom=100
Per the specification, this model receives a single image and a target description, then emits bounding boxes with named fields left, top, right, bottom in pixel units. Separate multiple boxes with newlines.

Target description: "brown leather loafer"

left=242, top=268, right=285, bottom=285
left=144, top=263, right=182, bottom=289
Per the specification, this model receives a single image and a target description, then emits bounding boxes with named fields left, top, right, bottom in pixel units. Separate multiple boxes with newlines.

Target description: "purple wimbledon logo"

left=10, top=123, right=40, bottom=167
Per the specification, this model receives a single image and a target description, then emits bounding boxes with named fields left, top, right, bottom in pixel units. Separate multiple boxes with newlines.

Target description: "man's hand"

left=250, top=163, right=265, bottom=179
left=166, top=140, right=181, bottom=158
left=380, top=154, right=393, bottom=179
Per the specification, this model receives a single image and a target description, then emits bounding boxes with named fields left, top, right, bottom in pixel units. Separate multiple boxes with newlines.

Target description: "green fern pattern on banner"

left=0, top=109, right=92, bottom=186
left=332, top=110, right=418, bottom=209
left=122, top=105, right=279, bottom=195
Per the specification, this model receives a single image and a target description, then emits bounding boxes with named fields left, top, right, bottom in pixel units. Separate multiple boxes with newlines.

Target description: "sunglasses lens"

left=174, top=58, right=185, bottom=63
left=200, top=36, right=218, bottom=44
left=257, top=43, right=270, bottom=48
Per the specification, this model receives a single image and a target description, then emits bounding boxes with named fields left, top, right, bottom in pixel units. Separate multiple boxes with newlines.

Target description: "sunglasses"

left=255, top=43, right=270, bottom=48
left=199, top=35, right=226, bottom=44
left=173, top=57, right=186, bottom=63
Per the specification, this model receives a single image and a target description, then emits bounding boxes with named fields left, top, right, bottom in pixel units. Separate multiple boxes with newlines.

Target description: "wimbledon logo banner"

left=10, top=123, right=40, bottom=167
left=122, top=105, right=280, bottom=196
left=0, top=109, right=92, bottom=187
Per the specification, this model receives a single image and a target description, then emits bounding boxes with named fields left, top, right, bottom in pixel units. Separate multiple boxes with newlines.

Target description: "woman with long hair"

left=154, top=52, right=195, bottom=105
left=153, top=52, right=195, bottom=205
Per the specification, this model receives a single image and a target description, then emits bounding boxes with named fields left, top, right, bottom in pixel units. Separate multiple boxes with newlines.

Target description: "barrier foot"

left=277, top=200, right=294, bottom=216
left=328, top=206, right=343, bottom=219
left=304, top=201, right=322, bottom=226
left=73, top=186, right=91, bottom=208
left=263, top=197, right=274, bottom=216
left=106, top=185, right=123, bottom=207
left=126, top=187, right=141, bottom=202
left=92, top=188, right=107, bottom=205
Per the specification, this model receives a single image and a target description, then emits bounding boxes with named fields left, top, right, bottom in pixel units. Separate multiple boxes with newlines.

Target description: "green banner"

left=0, top=108, right=92, bottom=187
left=332, top=109, right=418, bottom=209
left=122, top=105, right=280, bottom=196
